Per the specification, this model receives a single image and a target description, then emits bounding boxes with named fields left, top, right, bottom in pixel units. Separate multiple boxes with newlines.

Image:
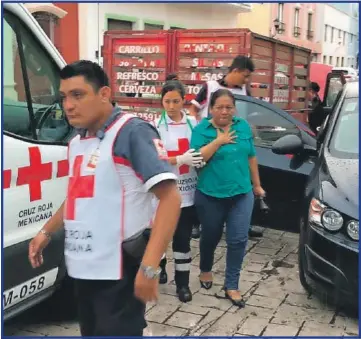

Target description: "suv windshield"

left=329, top=97, right=359, bottom=159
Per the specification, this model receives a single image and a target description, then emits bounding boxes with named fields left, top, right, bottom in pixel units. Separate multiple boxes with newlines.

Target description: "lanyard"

left=157, top=110, right=193, bottom=132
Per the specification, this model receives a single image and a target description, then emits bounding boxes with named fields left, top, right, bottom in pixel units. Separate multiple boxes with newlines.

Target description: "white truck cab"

left=3, top=3, right=72, bottom=320
left=332, top=66, right=358, bottom=78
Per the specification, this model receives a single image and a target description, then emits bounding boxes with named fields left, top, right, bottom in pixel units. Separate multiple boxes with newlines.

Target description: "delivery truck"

left=102, top=28, right=312, bottom=121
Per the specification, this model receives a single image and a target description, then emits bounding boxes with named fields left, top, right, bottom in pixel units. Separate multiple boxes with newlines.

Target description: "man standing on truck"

left=28, top=60, right=181, bottom=336
left=188, top=55, right=263, bottom=238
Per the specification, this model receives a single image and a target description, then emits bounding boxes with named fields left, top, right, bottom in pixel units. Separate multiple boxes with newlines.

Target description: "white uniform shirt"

left=64, top=110, right=177, bottom=280
left=191, top=79, right=247, bottom=119
left=153, top=113, right=198, bottom=208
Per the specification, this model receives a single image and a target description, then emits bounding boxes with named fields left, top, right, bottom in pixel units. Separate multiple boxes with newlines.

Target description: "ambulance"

left=3, top=3, right=72, bottom=320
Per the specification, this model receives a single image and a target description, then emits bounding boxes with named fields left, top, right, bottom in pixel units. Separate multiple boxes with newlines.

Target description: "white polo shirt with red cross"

left=63, top=108, right=177, bottom=280
left=153, top=113, right=198, bottom=208
left=191, top=78, right=247, bottom=119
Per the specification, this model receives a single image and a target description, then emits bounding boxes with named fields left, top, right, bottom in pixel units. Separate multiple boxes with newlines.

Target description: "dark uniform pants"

left=73, top=251, right=146, bottom=337
left=161, top=206, right=195, bottom=287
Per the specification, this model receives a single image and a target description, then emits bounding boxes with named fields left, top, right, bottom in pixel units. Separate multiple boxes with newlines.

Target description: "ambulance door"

left=3, top=8, right=72, bottom=318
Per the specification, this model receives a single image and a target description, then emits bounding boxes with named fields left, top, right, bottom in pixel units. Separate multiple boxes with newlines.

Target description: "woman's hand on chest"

left=215, top=127, right=237, bottom=146
left=215, top=132, right=251, bottom=159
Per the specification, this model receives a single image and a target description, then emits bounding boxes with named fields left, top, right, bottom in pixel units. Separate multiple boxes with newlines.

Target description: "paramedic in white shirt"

left=153, top=80, right=204, bottom=302
left=188, top=55, right=263, bottom=239
left=28, top=60, right=181, bottom=336
left=165, top=73, right=202, bottom=241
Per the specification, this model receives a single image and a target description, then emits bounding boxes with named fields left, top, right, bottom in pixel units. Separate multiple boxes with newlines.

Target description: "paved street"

left=4, top=228, right=358, bottom=337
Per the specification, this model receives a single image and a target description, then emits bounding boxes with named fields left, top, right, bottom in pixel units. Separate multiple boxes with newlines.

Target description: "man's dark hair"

left=60, top=60, right=109, bottom=91
left=309, top=81, right=320, bottom=93
left=166, top=73, right=178, bottom=81
left=229, top=55, right=255, bottom=73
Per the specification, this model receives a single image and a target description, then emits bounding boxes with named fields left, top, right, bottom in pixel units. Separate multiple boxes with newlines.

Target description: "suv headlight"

left=309, top=198, right=343, bottom=231
left=347, top=220, right=359, bottom=241
left=309, top=198, right=358, bottom=241
left=322, top=209, right=343, bottom=231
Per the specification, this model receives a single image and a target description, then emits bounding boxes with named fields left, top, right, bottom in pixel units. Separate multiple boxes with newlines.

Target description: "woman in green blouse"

left=190, top=89, right=265, bottom=307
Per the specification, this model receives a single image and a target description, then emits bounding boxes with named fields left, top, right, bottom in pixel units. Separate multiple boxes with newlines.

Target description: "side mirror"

left=272, top=135, right=304, bottom=155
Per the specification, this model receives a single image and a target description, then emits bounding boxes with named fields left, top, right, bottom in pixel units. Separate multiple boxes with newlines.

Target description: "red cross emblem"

left=16, top=147, right=53, bottom=202
left=3, top=170, right=11, bottom=189
left=65, top=155, right=95, bottom=220
left=167, top=138, right=190, bottom=175
left=57, top=159, right=69, bottom=178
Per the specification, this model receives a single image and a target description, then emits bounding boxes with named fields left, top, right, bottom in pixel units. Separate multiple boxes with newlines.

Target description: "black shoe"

left=225, top=291, right=246, bottom=308
left=191, top=225, right=200, bottom=239
left=159, top=268, right=168, bottom=284
left=249, top=228, right=263, bottom=238
left=199, top=277, right=213, bottom=290
left=177, top=286, right=192, bottom=303
left=200, top=280, right=212, bottom=290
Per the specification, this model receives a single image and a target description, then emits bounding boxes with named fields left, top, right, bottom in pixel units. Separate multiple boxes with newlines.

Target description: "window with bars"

left=293, top=8, right=300, bottom=37
left=307, top=13, right=313, bottom=39
left=278, top=3, right=284, bottom=22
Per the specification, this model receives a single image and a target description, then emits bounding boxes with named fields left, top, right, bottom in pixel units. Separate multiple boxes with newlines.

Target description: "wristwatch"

left=140, top=264, right=162, bottom=280
left=39, top=228, right=52, bottom=240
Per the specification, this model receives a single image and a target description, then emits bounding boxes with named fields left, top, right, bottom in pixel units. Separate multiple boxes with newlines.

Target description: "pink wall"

left=310, top=63, right=333, bottom=100
left=272, top=3, right=322, bottom=55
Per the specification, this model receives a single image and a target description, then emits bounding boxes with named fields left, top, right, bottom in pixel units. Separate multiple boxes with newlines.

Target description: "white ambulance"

left=3, top=3, right=73, bottom=320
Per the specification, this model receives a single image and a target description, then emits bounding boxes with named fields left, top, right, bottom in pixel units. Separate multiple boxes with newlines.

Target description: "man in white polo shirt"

left=189, top=55, right=254, bottom=119
left=28, top=60, right=181, bottom=336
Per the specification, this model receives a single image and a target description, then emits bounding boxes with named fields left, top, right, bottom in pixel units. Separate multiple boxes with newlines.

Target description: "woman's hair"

left=209, top=89, right=236, bottom=108
left=161, top=80, right=185, bottom=100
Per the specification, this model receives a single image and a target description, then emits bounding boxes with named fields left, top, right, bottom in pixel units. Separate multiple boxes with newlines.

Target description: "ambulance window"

left=3, top=11, right=71, bottom=143
left=3, top=15, right=32, bottom=138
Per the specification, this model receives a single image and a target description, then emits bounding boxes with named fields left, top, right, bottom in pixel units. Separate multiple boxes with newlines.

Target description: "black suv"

left=272, top=79, right=359, bottom=309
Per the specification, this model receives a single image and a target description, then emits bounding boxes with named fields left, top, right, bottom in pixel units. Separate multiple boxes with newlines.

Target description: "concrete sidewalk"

left=4, top=228, right=359, bottom=337
left=144, top=228, right=358, bottom=336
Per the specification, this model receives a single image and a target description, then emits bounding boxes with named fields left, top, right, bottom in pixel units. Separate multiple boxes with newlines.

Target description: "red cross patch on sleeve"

left=153, top=139, right=168, bottom=159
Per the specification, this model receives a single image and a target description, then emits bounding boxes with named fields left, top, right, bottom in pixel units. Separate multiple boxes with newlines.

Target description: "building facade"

left=271, top=3, right=322, bottom=59
left=26, top=3, right=252, bottom=65
left=77, top=3, right=251, bottom=64
left=237, top=3, right=272, bottom=36
left=317, top=3, right=359, bottom=68
left=238, top=3, right=322, bottom=59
